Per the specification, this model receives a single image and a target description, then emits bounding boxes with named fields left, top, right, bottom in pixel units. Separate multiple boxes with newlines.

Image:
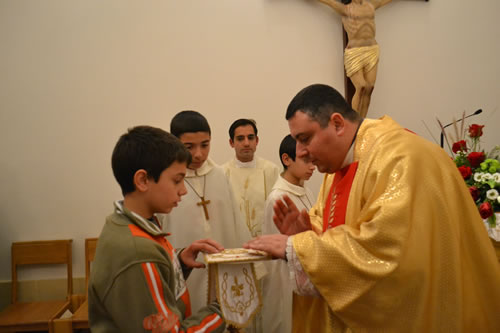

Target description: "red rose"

left=469, top=186, right=480, bottom=201
left=468, top=124, right=484, bottom=138
left=467, top=151, right=486, bottom=168
left=458, top=166, right=472, bottom=179
left=479, top=202, right=493, bottom=219
left=452, top=140, right=467, bottom=153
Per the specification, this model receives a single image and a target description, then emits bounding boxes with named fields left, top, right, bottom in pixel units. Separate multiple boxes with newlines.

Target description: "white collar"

left=341, top=143, right=355, bottom=169
left=186, top=158, right=215, bottom=177
left=234, top=157, right=257, bottom=168
left=272, top=175, right=307, bottom=197
left=341, top=119, right=363, bottom=168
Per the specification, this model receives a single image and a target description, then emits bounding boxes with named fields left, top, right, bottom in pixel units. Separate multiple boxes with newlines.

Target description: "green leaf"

left=487, top=214, right=497, bottom=228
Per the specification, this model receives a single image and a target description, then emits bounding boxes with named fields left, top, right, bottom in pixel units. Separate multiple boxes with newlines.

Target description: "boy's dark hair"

left=112, top=125, right=191, bottom=196
left=228, top=119, right=258, bottom=140
left=170, top=110, right=211, bottom=138
left=279, top=134, right=297, bottom=170
left=286, top=84, right=360, bottom=128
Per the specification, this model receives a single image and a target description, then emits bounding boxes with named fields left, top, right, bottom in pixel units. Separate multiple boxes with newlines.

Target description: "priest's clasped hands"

left=244, top=194, right=312, bottom=259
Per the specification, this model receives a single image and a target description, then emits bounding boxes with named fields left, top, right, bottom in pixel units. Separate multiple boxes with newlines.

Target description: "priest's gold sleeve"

left=292, top=117, right=500, bottom=332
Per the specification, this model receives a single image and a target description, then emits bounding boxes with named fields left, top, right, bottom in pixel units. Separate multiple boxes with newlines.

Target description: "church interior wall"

left=0, top=0, right=499, bottom=308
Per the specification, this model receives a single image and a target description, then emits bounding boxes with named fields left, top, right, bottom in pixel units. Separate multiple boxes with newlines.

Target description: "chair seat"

left=72, top=299, right=89, bottom=329
left=0, top=299, right=70, bottom=330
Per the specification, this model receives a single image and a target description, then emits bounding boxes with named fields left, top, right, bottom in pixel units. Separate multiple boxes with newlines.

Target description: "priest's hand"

left=243, top=234, right=288, bottom=259
left=180, top=239, right=224, bottom=269
left=274, top=194, right=312, bottom=235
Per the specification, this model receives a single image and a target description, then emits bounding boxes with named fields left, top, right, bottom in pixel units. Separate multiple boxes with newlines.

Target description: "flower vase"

left=484, top=212, right=500, bottom=242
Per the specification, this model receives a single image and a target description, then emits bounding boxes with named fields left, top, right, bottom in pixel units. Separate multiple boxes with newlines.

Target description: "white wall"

left=1, top=0, right=499, bottom=280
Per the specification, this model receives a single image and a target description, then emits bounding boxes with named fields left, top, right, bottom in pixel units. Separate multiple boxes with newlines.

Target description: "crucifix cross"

left=197, top=196, right=211, bottom=220
left=317, top=0, right=428, bottom=117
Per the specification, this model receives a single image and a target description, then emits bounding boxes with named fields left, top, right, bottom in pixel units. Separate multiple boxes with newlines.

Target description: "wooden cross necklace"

left=185, top=175, right=211, bottom=220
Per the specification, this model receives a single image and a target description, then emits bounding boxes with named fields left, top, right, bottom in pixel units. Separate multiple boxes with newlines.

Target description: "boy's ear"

left=133, top=169, right=149, bottom=192
left=229, top=138, right=235, bottom=148
left=281, top=153, right=292, bottom=167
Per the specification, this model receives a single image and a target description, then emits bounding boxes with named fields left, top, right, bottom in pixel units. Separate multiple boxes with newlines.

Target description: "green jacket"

left=89, top=201, right=225, bottom=332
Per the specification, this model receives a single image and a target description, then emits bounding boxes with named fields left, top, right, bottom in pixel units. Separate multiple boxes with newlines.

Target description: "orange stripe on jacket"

left=129, top=224, right=174, bottom=257
left=184, top=313, right=223, bottom=333
left=129, top=224, right=155, bottom=240
left=141, top=263, right=177, bottom=324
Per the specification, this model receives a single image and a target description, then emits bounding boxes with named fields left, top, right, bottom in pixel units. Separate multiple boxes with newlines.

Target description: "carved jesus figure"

left=318, top=0, right=393, bottom=117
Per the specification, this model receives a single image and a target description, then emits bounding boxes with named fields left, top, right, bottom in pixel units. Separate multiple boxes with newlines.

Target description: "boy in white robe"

left=159, top=111, right=251, bottom=314
left=261, top=134, right=315, bottom=333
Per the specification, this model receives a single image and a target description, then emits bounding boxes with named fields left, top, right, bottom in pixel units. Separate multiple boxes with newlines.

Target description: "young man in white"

left=223, top=119, right=280, bottom=237
left=261, top=134, right=315, bottom=333
left=159, top=111, right=251, bottom=314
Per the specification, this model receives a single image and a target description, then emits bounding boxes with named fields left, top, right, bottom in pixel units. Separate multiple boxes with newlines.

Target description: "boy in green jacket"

left=89, top=125, right=226, bottom=332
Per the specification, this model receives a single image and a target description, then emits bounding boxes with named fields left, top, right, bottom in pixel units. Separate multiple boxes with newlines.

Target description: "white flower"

left=482, top=173, right=493, bottom=181
left=486, top=189, right=499, bottom=200
left=494, top=173, right=500, bottom=183
left=474, top=172, right=483, bottom=182
left=498, top=196, right=500, bottom=204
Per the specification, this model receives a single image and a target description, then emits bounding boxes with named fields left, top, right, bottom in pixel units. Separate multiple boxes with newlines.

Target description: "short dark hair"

left=279, top=134, right=297, bottom=169
left=286, top=84, right=360, bottom=127
left=170, top=110, right=211, bottom=138
left=111, top=125, right=191, bottom=196
left=228, top=119, right=258, bottom=140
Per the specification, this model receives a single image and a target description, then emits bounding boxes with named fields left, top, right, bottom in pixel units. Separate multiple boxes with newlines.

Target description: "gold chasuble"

left=292, top=116, right=500, bottom=332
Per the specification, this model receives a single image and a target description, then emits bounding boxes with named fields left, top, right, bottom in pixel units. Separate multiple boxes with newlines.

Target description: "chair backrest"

left=84, top=238, right=98, bottom=290
left=11, top=239, right=73, bottom=304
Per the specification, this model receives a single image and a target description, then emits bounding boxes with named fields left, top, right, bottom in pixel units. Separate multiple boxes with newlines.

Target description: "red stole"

left=322, top=162, right=359, bottom=232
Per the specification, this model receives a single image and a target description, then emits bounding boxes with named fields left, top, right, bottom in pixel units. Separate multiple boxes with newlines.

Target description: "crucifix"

left=197, top=196, right=211, bottom=220
left=317, top=0, right=428, bottom=117
left=185, top=176, right=211, bottom=220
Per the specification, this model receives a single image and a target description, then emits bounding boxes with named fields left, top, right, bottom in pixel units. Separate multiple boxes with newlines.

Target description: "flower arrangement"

left=441, top=120, right=500, bottom=229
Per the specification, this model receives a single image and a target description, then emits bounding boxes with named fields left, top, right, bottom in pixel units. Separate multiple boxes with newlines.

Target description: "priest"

left=245, top=84, right=500, bottom=332
left=223, top=119, right=280, bottom=237
left=159, top=110, right=251, bottom=314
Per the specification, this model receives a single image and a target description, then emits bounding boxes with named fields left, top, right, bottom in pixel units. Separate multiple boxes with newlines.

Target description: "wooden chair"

left=52, top=238, right=97, bottom=332
left=0, top=239, right=73, bottom=333
left=84, top=238, right=98, bottom=293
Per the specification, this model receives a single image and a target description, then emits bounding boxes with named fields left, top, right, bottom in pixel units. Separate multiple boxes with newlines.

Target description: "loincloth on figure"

left=344, top=45, right=380, bottom=77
